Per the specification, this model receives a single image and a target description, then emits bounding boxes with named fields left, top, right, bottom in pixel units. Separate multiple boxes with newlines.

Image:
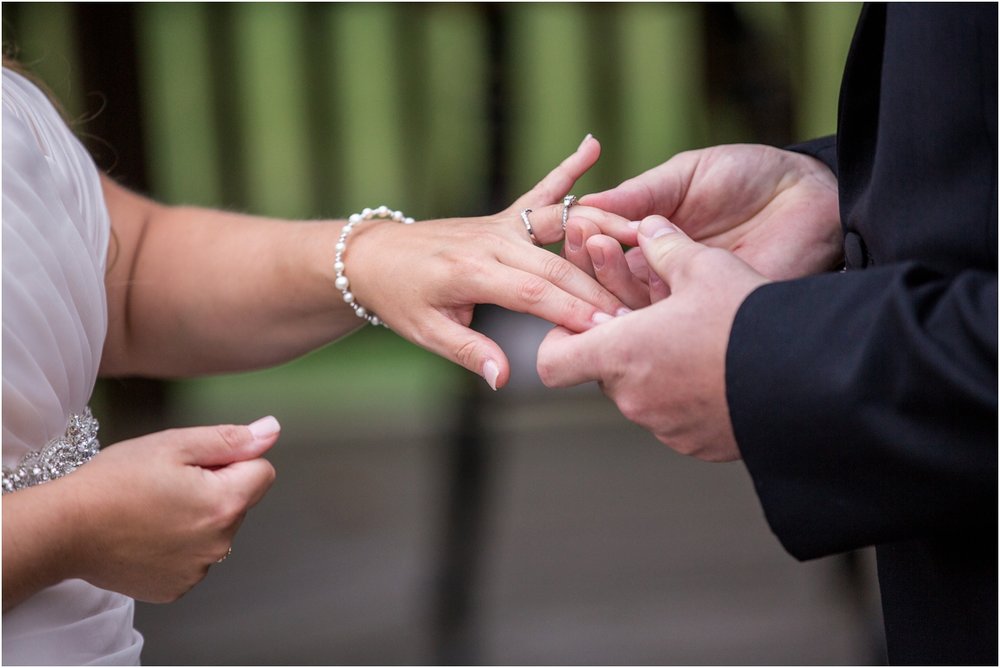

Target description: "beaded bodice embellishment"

left=2, top=408, right=100, bottom=494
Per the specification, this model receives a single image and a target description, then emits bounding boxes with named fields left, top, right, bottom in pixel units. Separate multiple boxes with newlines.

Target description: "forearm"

left=2, top=481, right=82, bottom=611
left=101, top=178, right=360, bottom=377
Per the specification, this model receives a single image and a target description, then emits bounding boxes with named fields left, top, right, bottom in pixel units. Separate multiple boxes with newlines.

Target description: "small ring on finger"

left=520, top=208, right=541, bottom=246
left=561, top=194, right=578, bottom=231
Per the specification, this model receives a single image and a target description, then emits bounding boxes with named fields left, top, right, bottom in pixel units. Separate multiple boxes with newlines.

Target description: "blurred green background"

left=3, top=3, right=878, bottom=665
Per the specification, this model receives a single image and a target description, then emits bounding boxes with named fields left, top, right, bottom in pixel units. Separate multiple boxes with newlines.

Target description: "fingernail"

left=616, top=307, right=632, bottom=317
left=592, top=312, right=614, bottom=325
left=578, top=133, right=593, bottom=151
left=483, top=359, right=500, bottom=391
left=566, top=225, right=582, bottom=252
left=641, top=215, right=677, bottom=240
left=248, top=416, right=281, bottom=441
left=589, top=246, right=606, bottom=270
left=628, top=221, right=641, bottom=230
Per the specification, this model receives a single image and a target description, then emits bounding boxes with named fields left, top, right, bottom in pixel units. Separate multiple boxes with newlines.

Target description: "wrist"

left=332, top=206, right=416, bottom=328
left=2, top=475, right=91, bottom=608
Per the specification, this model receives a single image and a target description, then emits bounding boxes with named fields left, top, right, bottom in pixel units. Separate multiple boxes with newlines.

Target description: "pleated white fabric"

left=3, top=67, right=143, bottom=665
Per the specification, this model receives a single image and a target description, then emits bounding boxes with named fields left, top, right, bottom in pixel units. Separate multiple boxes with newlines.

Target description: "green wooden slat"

left=324, top=3, right=408, bottom=215
left=418, top=4, right=489, bottom=217
left=795, top=3, right=861, bottom=139
left=506, top=4, right=598, bottom=202
left=231, top=2, right=313, bottom=218
left=616, top=3, right=708, bottom=176
left=4, top=3, right=83, bottom=121
left=135, top=3, right=222, bottom=207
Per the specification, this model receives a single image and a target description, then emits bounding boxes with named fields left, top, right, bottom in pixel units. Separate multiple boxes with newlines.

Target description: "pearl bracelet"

left=334, top=205, right=416, bottom=327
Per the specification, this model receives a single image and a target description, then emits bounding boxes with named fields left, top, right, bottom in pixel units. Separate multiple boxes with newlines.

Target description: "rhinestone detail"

left=2, top=408, right=100, bottom=494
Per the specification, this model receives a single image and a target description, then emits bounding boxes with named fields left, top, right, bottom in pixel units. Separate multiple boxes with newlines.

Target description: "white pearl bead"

left=371, top=315, right=381, bottom=326
left=405, top=217, right=415, bottom=225
left=356, top=306, right=367, bottom=318
left=376, top=205, right=389, bottom=216
left=335, top=242, right=346, bottom=252
left=349, top=214, right=361, bottom=224
left=335, top=276, right=350, bottom=290
left=343, top=291, right=354, bottom=304
left=362, top=207, right=372, bottom=217
left=334, top=261, right=345, bottom=273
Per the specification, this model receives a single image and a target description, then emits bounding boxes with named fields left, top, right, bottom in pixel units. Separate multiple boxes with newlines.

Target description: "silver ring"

left=520, top=208, right=540, bottom=245
left=561, top=194, right=578, bottom=231
left=217, top=547, right=232, bottom=564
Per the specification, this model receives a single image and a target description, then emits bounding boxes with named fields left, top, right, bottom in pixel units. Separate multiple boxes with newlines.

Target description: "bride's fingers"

left=502, top=243, right=626, bottom=318
left=512, top=204, right=638, bottom=250
left=507, top=134, right=601, bottom=214
left=469, top=262, right=620, bottom=334
left=409, top=312, right=512, bottom=390
left=585, top=235, right=651, bottom=310
left=510, top=203, right=571, bottom=246
left=508, top=202, right=625, bottom=248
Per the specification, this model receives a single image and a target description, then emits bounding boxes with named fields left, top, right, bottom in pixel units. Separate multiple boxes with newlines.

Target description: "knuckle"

left=515, top=275, right=550, bottom=305
left=209, top=493, right=246, bottom=528
left=214, top=424, right=245, bottom=452
left=541, top=252, right=574, bottom=286
left=617, top=395, right=645, bottom=424
left=453, top=339, right=479, bottom=370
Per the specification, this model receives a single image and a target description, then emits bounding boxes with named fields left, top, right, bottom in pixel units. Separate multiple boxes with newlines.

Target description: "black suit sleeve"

left=726, top=262, right=998, bottom=561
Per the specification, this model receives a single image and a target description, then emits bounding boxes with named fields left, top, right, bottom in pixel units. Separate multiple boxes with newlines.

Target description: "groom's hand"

left=538, top=216, right=768, bottom=462
left=567, top=144, right=843, bottom=282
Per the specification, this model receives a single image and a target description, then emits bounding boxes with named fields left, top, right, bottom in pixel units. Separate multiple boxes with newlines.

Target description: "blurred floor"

left=134, top=315, right=885, bottom=665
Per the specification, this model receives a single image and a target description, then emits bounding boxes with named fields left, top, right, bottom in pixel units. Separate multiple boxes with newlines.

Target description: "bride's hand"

left=344, top=135, right=627, bottom=390
left=60, top=420, right=278, bottom=603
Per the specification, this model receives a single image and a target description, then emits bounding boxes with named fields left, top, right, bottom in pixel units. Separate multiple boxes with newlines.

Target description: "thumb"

left=176, top=417, right=281, bottom=468
left=420, top=313, right=511, bottom=391
left=636, top=215, right=704, bottom=290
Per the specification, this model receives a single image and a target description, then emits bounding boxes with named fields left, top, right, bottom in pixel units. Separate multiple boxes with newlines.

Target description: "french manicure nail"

left=616, top=307, right=632, bottom=317
left=578, top=133, right=593, bottom=151
left=628, top=221, right=641, bottom=230
left=592, top=312, right=615, bottom=325
left=248, top=415, right=281, bottom=440
left=483, top=359, right=500, bottom=391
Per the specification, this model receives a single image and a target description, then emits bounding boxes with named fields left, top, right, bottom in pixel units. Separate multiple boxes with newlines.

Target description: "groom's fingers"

left=536, top=326, right=606, bottom=388
left=585, top=235, right=651, bottom=310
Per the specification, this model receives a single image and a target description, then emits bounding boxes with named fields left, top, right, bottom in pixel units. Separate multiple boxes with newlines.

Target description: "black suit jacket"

left=726, top=4, right=997, bottom=664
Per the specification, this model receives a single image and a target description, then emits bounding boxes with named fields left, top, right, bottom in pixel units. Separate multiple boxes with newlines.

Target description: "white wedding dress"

left=3, top=67, right=144, bottom=664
